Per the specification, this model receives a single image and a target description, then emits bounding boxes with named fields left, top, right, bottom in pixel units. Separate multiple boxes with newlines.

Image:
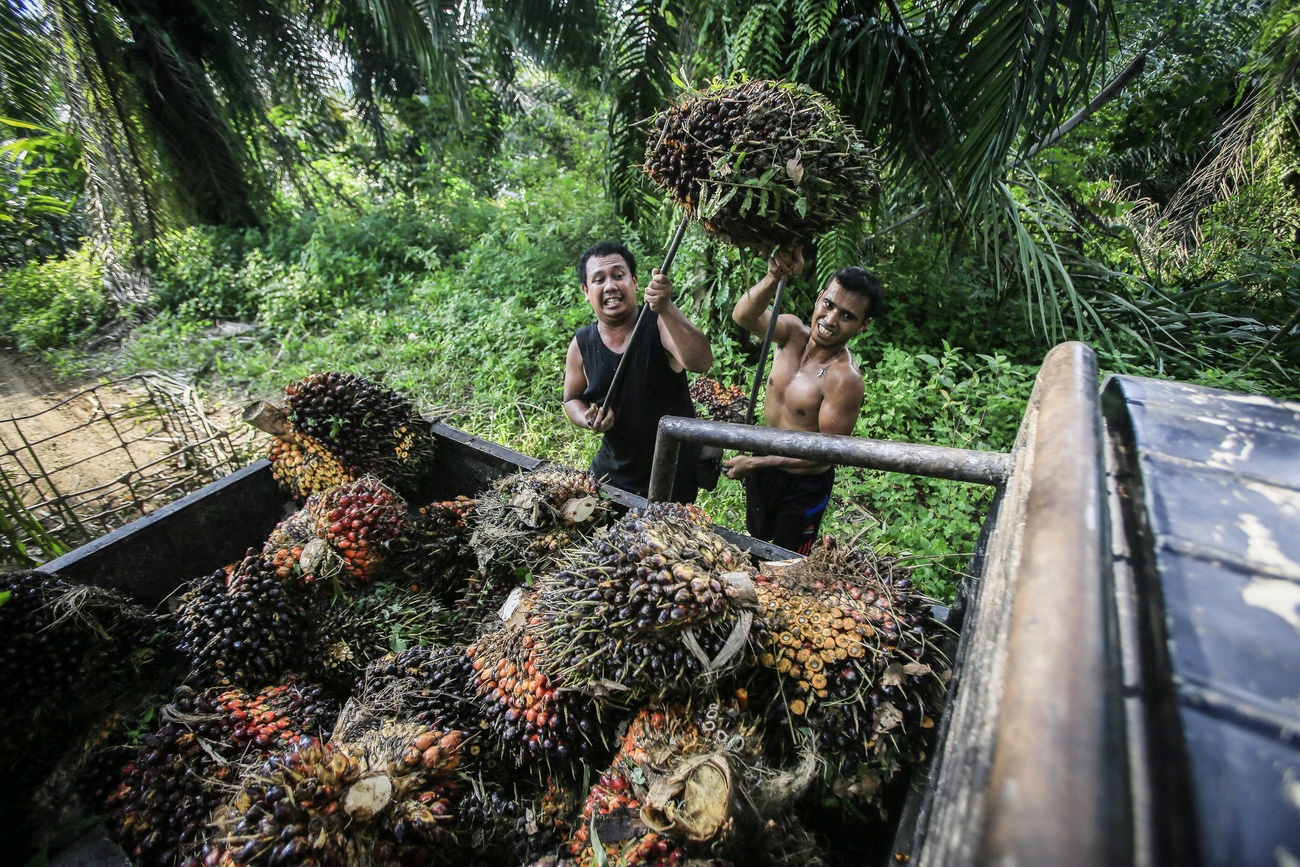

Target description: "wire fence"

left=1, top=374, right=248, bottom=567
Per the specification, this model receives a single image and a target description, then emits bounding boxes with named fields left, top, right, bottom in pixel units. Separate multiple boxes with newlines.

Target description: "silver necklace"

left=815, top=348, right=845, bottom=378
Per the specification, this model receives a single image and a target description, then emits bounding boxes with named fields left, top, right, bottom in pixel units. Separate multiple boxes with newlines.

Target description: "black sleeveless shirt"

left=576, top=312, right=701, bottom=500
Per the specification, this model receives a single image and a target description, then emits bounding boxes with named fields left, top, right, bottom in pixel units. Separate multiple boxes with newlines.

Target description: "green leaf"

left=590, top=815, right=609, bottom=867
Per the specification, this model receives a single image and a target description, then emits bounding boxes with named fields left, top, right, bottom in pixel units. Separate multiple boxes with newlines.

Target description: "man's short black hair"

left=825, top=266, right=883, bottom=318
left=578, top=242, right=637, bottom=285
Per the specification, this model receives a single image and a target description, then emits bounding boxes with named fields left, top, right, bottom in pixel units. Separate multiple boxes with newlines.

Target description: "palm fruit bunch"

left=26, top=708, right=141, bottom=853
left=262, top=507, right=317, bottom=584
left=387, top=496, right=478, bottom=598
left=690, top=377, right=749, bottom=424
left=533, top=505, right=760, bottom=703
left=267, top=432, right=354, bottom=502
left=303, top=584, right=448, bottom=694
left=457, top=780, right=572, bottom=865
left=638, top=499, right=714, bottom=527
left=469, top=466, right=610, bottom=575
left=108, top=679, right=336, bottom=865
left=303, top=476, right=410, bottom=585
left=564, top=766, right=689, bottom=867
left=466, top=626, right=610, bottom=766
left=644, top=78, right=878, bottom=249
left=355, top=645, right=483, bottom=739
left=175, top=549, right=310, bottom=686
left=0, top=571, right=162, bottom=723
left=581, top=702, right=828, bottom=867
left=197, top=722, right=470, bottom=867
left=283, top=371, right=436, bottom=487
left=749, top=539, right=949, bottom=802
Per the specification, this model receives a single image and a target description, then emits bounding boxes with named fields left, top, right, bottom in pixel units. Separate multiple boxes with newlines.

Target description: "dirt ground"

left=1, top=352, right=260, bottom=554
left=0, top=352, right=169, bottom=499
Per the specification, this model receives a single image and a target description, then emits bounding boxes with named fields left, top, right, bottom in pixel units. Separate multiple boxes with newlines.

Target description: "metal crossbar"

left=0, top=374, right=241, bottom=565
left=647, top=416, right=1012, bottom=502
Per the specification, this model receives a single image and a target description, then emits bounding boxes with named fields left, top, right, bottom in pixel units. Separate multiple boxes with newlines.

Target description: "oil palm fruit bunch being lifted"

left=644, top=79, right=878, bottom=249
left=255, top=371, right=435, bottom=501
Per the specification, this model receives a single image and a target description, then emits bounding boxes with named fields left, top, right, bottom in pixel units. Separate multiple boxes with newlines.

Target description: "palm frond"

left=730, top=1, right=788, bottom=80
left=604, top=0, right=681, bottom=221
left=0, top=0, right=54, bottom=125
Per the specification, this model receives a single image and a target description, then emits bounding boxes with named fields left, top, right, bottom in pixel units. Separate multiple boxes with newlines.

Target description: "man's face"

left=810, top=280, right=872, bottom=348
left=582, top=253, right=638, bottom=324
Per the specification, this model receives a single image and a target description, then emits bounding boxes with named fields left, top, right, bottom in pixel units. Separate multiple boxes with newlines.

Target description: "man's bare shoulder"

left=826, top=357, right=866, bottom=397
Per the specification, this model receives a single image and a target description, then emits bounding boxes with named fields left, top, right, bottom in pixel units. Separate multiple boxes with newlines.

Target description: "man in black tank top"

left=562, top=241, right=713, bottom=501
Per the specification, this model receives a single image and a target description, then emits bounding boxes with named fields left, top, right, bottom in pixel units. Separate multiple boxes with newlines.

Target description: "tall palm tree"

left=1, top=0, right=600, bottom=300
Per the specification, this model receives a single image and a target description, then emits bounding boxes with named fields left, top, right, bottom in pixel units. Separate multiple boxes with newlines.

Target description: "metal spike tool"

left=600, top=217, right=691, bottom=420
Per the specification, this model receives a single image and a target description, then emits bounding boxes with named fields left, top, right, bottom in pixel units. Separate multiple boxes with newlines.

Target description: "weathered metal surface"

left=912, top=341, right=1131, bottom=866
left=44, top=422, right=797, bottom=603
left=1103, top=375, right=1300, bottom=866
left=906, top=379, right=1037, bottom=865
left=979, top=341, right=1131, bottom=866
left=41, top=459, right=286, bottom=604
left=647, top=416, right=1011, bottom=503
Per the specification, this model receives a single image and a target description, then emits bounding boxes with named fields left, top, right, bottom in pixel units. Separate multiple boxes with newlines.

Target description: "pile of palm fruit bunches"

left=690, top=377, right=749, bottom=424
left=2, top=370, right=951, bottom=867
left=644, top=78, right=879, bottom=249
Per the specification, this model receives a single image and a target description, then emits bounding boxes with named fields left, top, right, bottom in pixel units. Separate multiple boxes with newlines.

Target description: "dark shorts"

left=743, top=465, right=835, bottom=555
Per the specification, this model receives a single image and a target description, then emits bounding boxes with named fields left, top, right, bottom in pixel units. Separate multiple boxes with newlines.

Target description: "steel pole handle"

left=602, top=218, right=691, bottom=415
left=744, top=275, right=788, bottom=426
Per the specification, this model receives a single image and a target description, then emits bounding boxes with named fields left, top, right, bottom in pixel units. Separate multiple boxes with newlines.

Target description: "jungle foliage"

left=1, top=0, right=1298, bottom=598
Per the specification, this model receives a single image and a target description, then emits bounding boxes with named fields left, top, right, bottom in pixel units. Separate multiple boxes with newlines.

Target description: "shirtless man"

left=563, top=241, right=713, bottom=501
left=722, top=246, right=882, bottom=554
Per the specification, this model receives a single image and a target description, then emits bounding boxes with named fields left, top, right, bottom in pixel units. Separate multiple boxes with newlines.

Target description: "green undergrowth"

left=0, top=248, right=111, bottom=352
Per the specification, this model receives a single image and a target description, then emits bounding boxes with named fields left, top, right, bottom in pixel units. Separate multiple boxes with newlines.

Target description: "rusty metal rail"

left=647, top=416, right=1012, bottom=502
left=912, top=341, right=1131, bottom=867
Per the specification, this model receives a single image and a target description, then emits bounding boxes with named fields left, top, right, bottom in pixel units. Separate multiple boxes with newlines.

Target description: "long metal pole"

left=744, top=275, right=787, bottom=426
left=647, top=416, right=1012, bottom=502
left=602, top=218, right=691, bottom=417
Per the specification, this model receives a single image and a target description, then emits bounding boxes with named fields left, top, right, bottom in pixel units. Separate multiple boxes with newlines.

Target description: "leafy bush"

left=150, top=226, right=264, bottom=319
left=0, top=248, right=110, bottom=351
left=0, top=121, right=85, bottom=268
left=150, top=191, right=496, bottom=324
left=824, top=344, right=1038, bottom=601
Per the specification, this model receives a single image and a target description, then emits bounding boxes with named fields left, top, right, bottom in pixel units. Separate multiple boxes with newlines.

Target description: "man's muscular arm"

left=732, top=246, right=804, bottom=341
left=563, top=338, right=615, bottom=433
left=646, top=268, right=712, bottom=373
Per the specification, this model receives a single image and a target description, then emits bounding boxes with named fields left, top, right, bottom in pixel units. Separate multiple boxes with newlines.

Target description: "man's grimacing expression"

left=582, top=254, right=637, bottom=323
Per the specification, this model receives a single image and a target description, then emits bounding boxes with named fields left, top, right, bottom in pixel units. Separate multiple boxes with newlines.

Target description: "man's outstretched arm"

left=732, top=245, right=804, bottom=340
left=722, top=371, right=864, bottom=479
